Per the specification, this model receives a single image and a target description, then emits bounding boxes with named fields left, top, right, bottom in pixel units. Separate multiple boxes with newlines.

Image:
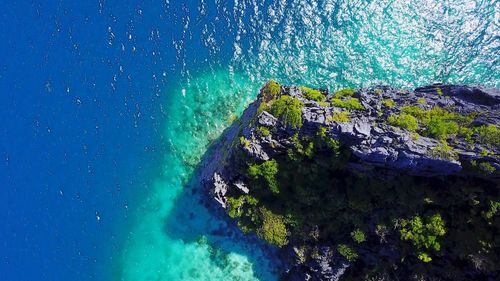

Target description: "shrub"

left=475, top=124, right=500, bottom=145
left=337, top=244, right=358, bottom=262
left=330, top=98, right=364, bottom=110
left=316, top=127, right=341, bottom=154
left=300, top=86, right=325, bottom=102
left=351, top=229, right=366, bottom=243
left=257, top=207, right=288, bottom=247
left=287, top=135, right=315, bottom=160
left=329, top=111, right=350, bottom=122
left=426, top=118, right=459, bottom=140
left=334, top=88, right=355, bottom=98
left=387, top=113, right=418, bottom=132
left=417, top=98, right=427, bottom=105
left=400, top=214, right=446, bottom=262
left=226, top=195, right=259, bottom=218
left=482, top=201, right=500, bottom=220
left=402, top=105, right=427, bottom=120
left=261, top=80, right=281, bottom=101
left=240, top=136, right=251, bottom=147
left=256, top=126, right=270, bottom=137
left=248, top=159, right=279, bottom=193
left=382, top=99, right=396, bottom=108
left=478, top=162, right=496, bottom=175
left=270, top=95, right=304, bottom=129
left=430, top=142, right=458, bottom=161
left=459, top=127, right=474, bottom=143
left=316, top=126, right=328, bottom=138
left=257, top=101, right=269, bottom=115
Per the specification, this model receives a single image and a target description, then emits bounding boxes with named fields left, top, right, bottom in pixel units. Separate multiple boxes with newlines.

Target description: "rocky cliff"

left=202, top=82, right=499, bottom=281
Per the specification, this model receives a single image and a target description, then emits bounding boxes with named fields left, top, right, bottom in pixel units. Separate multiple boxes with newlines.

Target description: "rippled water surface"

left=1, top=0, right=498, bottom=280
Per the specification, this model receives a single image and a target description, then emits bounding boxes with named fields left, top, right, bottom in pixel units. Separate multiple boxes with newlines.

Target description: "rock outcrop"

left=202, top=82, right=499, bottom=281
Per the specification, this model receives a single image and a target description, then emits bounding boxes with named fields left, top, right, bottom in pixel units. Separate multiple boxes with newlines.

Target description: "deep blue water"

left=1, top=1, right=498, bottom=280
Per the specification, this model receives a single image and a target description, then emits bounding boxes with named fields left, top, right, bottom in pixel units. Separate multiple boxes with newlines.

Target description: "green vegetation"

left=226, top=195, right=259, bottom=218
left=334, top=88, right=355, bottom=98
left=387, top=113, right=418, bottom=132
left=475, top=124, right=500, bottom=145
left=351, top=229, right=366, bottom=243
left=240, top=136, right=251, bottom=147
left=287, top=133, right=315, bottom=161
left=256, top=126, right=270, bottom=137
left=417, top=98, right=426, bottom=105
left=400, top=214, right=446, bottom=262
left=328, top=111, right=350, bottom=122
left=459, top=126, right=474, bottom=143
left=330, top=98, right=364, bottom=110
left=382, top=99, right=396, bottom=108
left=430, top=142, right=458, bottom=161
left=426, top=117, right=459, bottom=140
left=338, top=244, right=358, bottom=262
left=300, top=86, right=325, bottom=102
left=482, top=201, right=500, bottom=220
left=395, top=105, right=496, bottom=143
left=478, top=162, right=496, bottom=174
left=270, top=95, right=304, bottom=129
left=248, top=159, right=279, bottom=193
left=257, top=101, right=269, bottom=115
left=261, top=80, right=281, bottom=101
left=257, top=207, right=289, bottom=247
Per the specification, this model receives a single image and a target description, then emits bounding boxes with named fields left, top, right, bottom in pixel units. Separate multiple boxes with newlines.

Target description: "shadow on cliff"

left=161, top=116, right=283, bottom=280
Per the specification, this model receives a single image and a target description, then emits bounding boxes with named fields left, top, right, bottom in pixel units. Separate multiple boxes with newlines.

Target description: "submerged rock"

left=202, top=82, right=500, bottom=280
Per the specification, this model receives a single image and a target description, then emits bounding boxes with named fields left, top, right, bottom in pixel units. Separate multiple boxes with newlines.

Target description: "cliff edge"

left=203, top=81, right=499, bottom=281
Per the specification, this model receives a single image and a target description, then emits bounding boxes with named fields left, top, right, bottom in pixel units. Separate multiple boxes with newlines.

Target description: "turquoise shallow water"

left=120, top=1, right=499, bottom=280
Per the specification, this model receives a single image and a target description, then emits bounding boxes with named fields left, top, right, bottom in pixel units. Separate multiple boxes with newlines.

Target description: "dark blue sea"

left=1, top=1, right=498, bottom=280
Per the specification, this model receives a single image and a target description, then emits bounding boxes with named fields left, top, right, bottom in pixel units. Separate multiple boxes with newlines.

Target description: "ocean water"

left=0, top=0, right=498, bottom=280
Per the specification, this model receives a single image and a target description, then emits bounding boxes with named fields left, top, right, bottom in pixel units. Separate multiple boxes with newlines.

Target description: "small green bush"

left=257, top=207, right=288, bottom=247
left=426, top=118, right=459, bottom=140
left=478, top=162, right=496, bottom=175
left=261, top=80, right=281, bottom=101
left=430, top=142, right=458, bottom=161
left=240, top=136, right=251, bottom=147
left=270, top=95, right=304, bottom=129
left=226, top=195, right=259, bottom=218
left=400, top=214, right=446, bottom=262
left=459, top=127, right=474, bottom=143
left=337, top=244, right=358, bottom=262
left=402, top=105, right=427, bottom=120
left=287, top=135, right=315, bottom=160
left=475, top=124, right=500, bottom=145
left=330, top=98, right=364, bottom=110
left=256, top=126, right=270, bottom=137
left=329, top=111, right=350, bottom=122
left=388, top=113, right=418, bottom=132
left=334, top=88, right=355, bottom=98
left=351, top=229, right=366, bottom=243
left=417, top=98, right=427, bottom=105
left=382, top=99, right=396, bottom=108
left=248, top=159, right=280, bottom=193
left=300, top=86, right=325, bottom=102
left=482, top=201, right=500, bottom=220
